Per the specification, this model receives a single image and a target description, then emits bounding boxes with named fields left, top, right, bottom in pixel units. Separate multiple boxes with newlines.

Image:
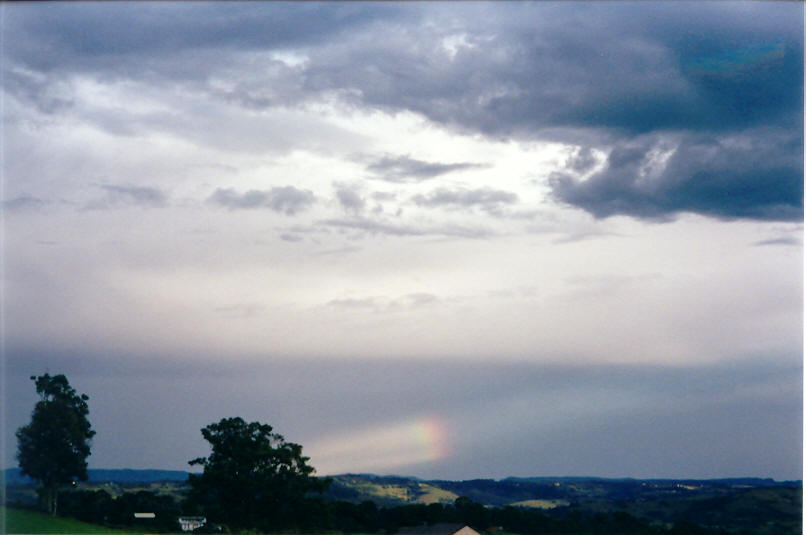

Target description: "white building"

left=178, top=516, right=207, bottom=532
left=400, top=523, right=483, bottom=535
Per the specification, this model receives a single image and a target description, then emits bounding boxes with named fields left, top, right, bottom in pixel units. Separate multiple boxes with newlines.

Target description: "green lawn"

left=1, top=506, right=137, bottom=534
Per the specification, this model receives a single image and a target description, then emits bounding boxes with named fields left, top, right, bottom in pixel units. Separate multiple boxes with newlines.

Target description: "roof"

left=399, top=523, right=480, bottom=535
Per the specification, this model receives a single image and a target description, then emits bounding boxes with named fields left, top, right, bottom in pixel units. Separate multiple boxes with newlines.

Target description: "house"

left=178, top=516, right=207, bottom=532
left=399, top=523, right=482, bottom=535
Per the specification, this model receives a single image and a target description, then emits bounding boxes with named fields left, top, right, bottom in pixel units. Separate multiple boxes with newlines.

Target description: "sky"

left=1, top=2, right=803, bottom=481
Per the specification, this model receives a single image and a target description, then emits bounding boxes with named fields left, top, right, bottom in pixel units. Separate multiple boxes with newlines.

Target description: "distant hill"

left=505, top=476, right=790, bottom=487
left=320, top=474, right=802, bottom=534
left=5, top=468, right=797, bottom=492
left=321, top=474, right=801, bottom=508
left=4, top=468, right=192, bottom=485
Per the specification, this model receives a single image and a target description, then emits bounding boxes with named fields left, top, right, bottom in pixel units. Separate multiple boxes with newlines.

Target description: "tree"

left=16, top=373, right=96, bottom=515
left=454, top=496, right=490, bottom=530
left=186, top=417, right=329, bottom=532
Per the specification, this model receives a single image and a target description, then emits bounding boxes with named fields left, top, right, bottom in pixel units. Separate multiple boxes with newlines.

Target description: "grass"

left=413, top=484, right=459, bottom=505
left=508, top=499, right=570, bottom=509
left=1, top=506, right=137, bottom=534
left=350, top=481, right=411, bottom=502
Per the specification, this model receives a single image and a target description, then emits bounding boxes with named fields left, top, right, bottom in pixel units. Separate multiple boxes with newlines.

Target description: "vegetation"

left=4, top=473, right=801, bottom=534
left=184, top=417, right=330, bottom=532
left=1, top=505, right=131, bottom=534
left=15, top=374, right=95, bottom=516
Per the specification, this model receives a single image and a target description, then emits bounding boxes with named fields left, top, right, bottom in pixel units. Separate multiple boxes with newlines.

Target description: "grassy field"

left=1, top=506, right=136, bottom=534
left=413, top=483, right=459, bottom=505
left=508, top=499, right=570, bottom=509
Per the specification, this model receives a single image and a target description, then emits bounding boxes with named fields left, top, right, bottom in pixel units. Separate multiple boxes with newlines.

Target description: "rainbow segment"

left=307, top=415, right=451, bottom=474
left=414, top=416, right=450, bottom=462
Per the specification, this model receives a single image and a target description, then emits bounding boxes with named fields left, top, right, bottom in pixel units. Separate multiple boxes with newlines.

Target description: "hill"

left=319, top=474, right=801, bottom=534
left=322, top=473, right=800, bottom=507
left=4, top=468, right=192, bottom=485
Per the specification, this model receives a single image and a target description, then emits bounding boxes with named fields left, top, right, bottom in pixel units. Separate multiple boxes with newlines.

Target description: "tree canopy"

left=16, top=373, right=95, bottom=515
left=186, top=417, right=329, bottom=532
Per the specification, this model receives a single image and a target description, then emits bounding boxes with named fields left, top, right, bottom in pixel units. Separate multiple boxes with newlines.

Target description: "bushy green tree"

left=186, top=417, right=329, bottom=532
left=16, top=373, right=96, bottom=515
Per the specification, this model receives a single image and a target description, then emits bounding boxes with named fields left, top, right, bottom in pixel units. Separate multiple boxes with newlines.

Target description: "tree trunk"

left=42, top=485, right=58, bottom=516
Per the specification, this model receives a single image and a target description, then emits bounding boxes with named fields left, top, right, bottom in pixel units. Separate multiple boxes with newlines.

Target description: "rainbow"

left=307, top=415, right=451, bottom=475
left=414, top=416, right=450, bottom=462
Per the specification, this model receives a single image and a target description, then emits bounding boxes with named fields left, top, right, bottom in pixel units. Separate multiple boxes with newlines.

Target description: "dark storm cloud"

left=302, top=3, right=802, bottom=221
left=366, top=155, right=489, bottom=183
left=209, top=187, right=315, bottom=215
left=564, top=147, right=599, bottom=174
left=412, top=187, right=518, bottom=216
left=550, top=130, right=803, bottom=221
left=4, top=3, right=402, bottom=77
left=297, top=4, right=799, bottom=133
left=4, top=2, right=802, bottom=223
left=84, top=184, right=167, bottom=210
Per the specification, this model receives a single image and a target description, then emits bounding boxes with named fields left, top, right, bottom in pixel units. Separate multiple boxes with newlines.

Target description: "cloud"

left=4, top=67, right=74, bottom=114
left=209, top=186, right=315, bottom=215
left=301, top=4, right=800, bottom=133
left=753, top=235, right=802, bottom=247
left=4, top=3, right=401, bottom=79
left=372, top=191, right=397, bottom=202
left=564, top=147, right=600, bottom=174
left=327, top=293, right=439, bottom=313
left=366, top=155, right=489, bottom=183
left=319, top=216, right=493, bottom=239
left=84, top=184, right=167, bottom=210
left=412, top=187, right=518, bottom=216
left=302, top=3, right=802, bottom=221
left=279, top=233, right=304, bottom=243
left=8, top=4, right=801, bottom=139
left=334, top=183, right=366, bottom=214
left=549, top=130, right=803, bottom=221
left=5, top=3, right=801, bottom=222
left=2, top=195, right=47, bottom=211
left=398, top=292, right=438, bottom=307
